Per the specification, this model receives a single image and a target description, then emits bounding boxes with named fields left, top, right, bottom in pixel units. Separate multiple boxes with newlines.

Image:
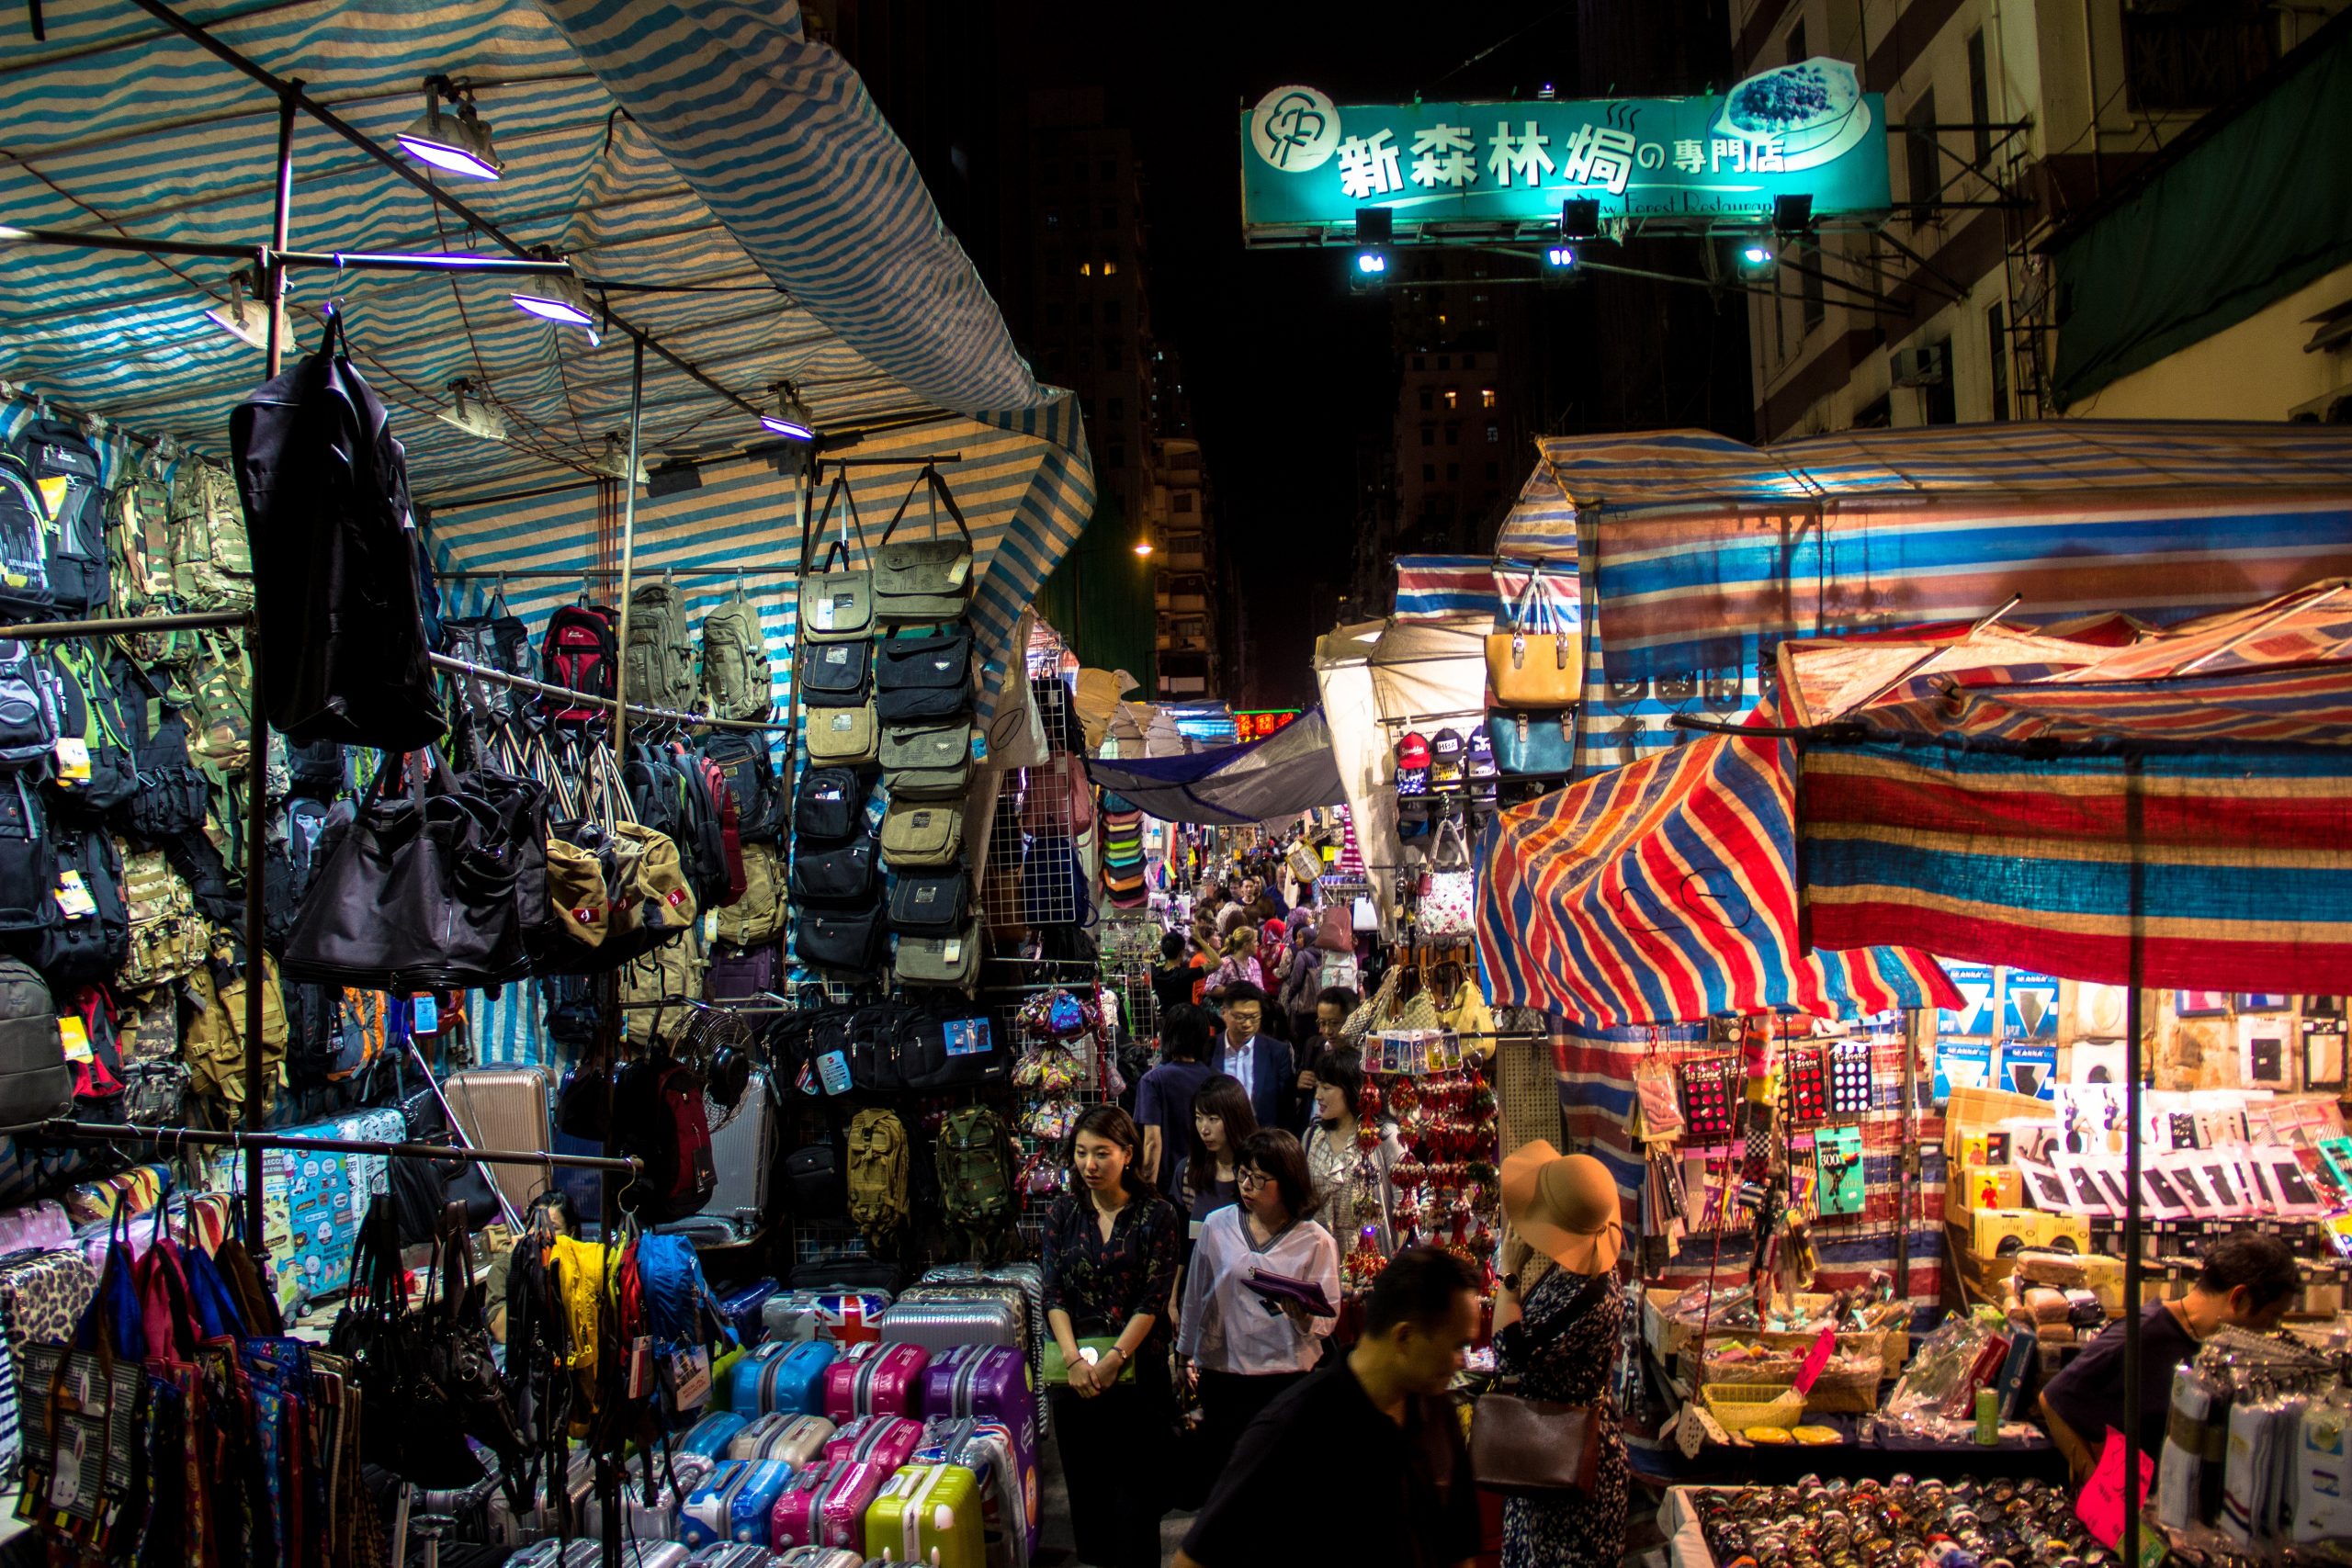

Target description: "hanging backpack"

left=261, top=795, right=334, bottom=954
left=116, top=673, right=209, bottom=844
left=116, top=843, right=209, bottom=990
left=0, top=957, right=68, bottom=1124
left=0, top=454, right=56, bottom=625
left=42, top=641, right=136, bottom=818
left=614, top=1052, right=717, bottom=1223
left=542, top=604, right=618, bottom=729
left=12, top=416, right=107, bottom=616
left=58, top=983, right=124, bottom=1111
left=624, top=577, right=699, bottom=716
left=281, top=981, right=344, bottom=1090
left=164, top=458, right=254, bottom=613
left=934, top=1107, right=1017, bottom=1260
left=0, top=775, right=54, bottom=937
left=107, top=457, right=176, bottom=620
left=715, top=842, right=786, bottom=948
left=26, top=825, right=125, bottom=984
left=703, top=731, right=782, bottom=843
left=697, top=752, right=745, bottom=908
left=440, top=587, right=534, bottom=734
left=0, top=639, right=58, bottom=774
left=635, top=1233, right=732, bottom=1356
left=699, top=590, right=772, bottom=722
left=184, top=626, right=253, bottom=775
left=844, top=1108, right=910, bottom=1247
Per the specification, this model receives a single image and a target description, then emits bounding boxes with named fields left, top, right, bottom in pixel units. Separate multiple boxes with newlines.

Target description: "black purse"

left=329, top=1195, right=483, bottom=1491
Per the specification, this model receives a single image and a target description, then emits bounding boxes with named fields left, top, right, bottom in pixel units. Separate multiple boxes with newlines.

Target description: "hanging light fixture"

left=397, top=78, right=503, bottom=181
left=590, top=433, right=648, bottom=484
left=1133, top=533, right=1155, bottom=558
left=512, top=248, right=598, bottom=336
left=759, top=382, right=815, bottom=442
left=435, top=378, right=508, bottom=443
left=204, top=273, right=270, bottom=350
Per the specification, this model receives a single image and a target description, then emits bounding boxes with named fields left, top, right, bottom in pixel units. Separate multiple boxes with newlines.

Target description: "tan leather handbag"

left=1485, top=567, right=1581, bottom=708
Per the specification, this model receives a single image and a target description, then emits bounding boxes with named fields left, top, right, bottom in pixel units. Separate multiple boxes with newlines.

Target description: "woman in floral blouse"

left=1043, top=1104, right=1182, bottom=1568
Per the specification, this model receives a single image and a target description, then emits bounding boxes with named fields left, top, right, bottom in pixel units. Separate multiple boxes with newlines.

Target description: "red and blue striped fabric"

left=1476, top=726, right=1960, bottom=1026
left=1393, top=556, right=1496, bottom=621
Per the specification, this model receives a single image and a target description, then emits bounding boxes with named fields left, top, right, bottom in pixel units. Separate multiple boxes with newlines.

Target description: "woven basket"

left=1702, top=1382, right=1805, bottom=1432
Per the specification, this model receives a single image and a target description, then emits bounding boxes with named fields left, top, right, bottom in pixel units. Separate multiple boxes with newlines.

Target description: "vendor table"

left=1634, top=1417, right=2066, bottom=1493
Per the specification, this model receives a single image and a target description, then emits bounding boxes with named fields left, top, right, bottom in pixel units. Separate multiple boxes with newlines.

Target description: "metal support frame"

left=2122, top=751, right=2148, bottom=1568
left=0, top=222, right=574, bottom=279
left=16, top=1118, right=640, bottom=1173
left=428, top=651, right=792, bottom=733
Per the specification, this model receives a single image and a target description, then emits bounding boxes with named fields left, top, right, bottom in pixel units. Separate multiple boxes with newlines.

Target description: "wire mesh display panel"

left=981, top=759, right=1086, bottom=931
left=1494, top=1035, right=1563, bottom=1156
left=1096, top=917, right=1163, bottom=1048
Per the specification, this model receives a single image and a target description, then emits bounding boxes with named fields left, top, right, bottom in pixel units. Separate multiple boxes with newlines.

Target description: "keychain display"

left=1828, top=1038, right=1873, bottom=1115
left=1679, top=1056, right=1737, bottom=1143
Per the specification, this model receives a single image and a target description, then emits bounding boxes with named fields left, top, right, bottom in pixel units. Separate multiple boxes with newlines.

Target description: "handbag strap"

left=800, top=473, right=868, bottom=575
left=876, top=464, right=974, bottom=550
left=1431, top=814, right=1471, bottom=872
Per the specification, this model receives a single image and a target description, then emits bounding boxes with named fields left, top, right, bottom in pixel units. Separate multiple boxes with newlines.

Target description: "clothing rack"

left=9, top=1118, right=641, bottom=1173
left=429, top=651, right=795, bottom=734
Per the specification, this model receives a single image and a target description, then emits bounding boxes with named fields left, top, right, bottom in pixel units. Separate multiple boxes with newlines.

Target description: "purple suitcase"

left=820, top=1340, right=929, bottom=1423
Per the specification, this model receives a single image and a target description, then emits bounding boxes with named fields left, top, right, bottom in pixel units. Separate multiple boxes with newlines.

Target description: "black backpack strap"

left=800, top=472, right=866, bottom=574
left=876, top=463, right=973, bottom=548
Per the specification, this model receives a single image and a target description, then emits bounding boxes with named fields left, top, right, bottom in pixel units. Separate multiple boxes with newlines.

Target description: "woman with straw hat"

left=1493, top=1142, right=1630, bottom=1568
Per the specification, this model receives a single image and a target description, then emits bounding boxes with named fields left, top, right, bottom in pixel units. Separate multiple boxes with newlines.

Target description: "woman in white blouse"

left=1176, top=1127, right=1341, bottom=1483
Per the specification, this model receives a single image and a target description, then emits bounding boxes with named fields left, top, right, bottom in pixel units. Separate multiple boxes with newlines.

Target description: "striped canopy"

left=1475, top=723, right=1959, bottom=1028
left=1800, top=585, right=2352, bottom=992
left=0, top=0, right=1091, bottom=704
left=1492, top=423, right=2352, bottom=776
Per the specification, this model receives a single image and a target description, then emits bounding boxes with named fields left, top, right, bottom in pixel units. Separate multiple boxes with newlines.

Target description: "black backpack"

left=441, top=591, right=534, bottom=733
left=0, top=455, right=55, bottom=623
left=42, top=642, right=137, bottom=818
left=109, top=654, right=209, bottom=841
left=623, top=749, right=688, bottom=846
left=0, top=957, right=68, bottom=1124
left=667, top=742, right=729, bottom=908
left=262, top=795, right=334, bottom=954
left=230, top=310, right=446, bottom=750
left=704, top=731, right=782, bottom=843
left=24, top=825, right=125, bottom=983
left=11, top=419, right=107, bottom=615
left=794, top=766, right=864, bottom=843
left=0, top=776, right=55, bottom=936
left=282, top=981, right=343, bottom=1091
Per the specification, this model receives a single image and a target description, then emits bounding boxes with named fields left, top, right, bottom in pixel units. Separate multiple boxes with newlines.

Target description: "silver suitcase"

left=728, top=1410, right=836, bottom=1464
left=683, top=1545, right=781, bottom=1566
left=623, top=1451, right=716, bottom=1543
left=777, top=1550, right=864, bottom=1567
left=658, top=1069, right=776, bottom=1244
left=879, top=1292, right=1025, bottom=1355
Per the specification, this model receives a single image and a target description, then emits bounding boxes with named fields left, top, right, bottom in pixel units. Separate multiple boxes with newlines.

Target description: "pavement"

left=1032, top=1422, right=1194, bottom=1568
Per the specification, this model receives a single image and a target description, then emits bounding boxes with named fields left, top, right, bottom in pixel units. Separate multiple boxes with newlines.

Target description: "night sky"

left=1001, top=2, right=1590, bottom=706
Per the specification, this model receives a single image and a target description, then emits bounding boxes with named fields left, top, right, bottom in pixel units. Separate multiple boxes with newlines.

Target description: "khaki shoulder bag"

left=799, top=474, right=873, bottom=643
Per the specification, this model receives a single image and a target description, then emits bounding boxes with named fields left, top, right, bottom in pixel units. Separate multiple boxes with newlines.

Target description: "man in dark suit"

left=1213, top=983, right=1295, bottom=1132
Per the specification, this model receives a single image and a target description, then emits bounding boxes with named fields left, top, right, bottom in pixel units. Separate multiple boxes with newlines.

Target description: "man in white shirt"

left=1215, top=983, right=1295, bottom=1132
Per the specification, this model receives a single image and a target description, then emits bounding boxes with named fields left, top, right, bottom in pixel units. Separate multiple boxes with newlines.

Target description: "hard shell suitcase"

left=879, top=1294, right=1024, bottom=1358
left=750, top=1338, right=838, bottom=1416
left=776, top=1546, right=863, bottom=1568
left=763, top=1289, right=891, bottom=1348
left=683, top=1547, right=782, bottom=1567
left=920, top=1346, right=1033, bottom=1460
left=681, top=1460, right=752, bottom=1549
left=730, top=1411, right=836, bottom=1465
left=729, top=1459, right=797, bottom=1544
left=821, top=1414, right=925, bottom=1476
left=729, top=1341, right=789, bottom=1413
left=864, top=1462, right=985, bottom=1568
left=702, top=1072, right=778, bottom=1235
left=916, top=1418, right=1033, bottom=1567
left=822, top=1341, right=930, bottom=1424
left=682, top=1411, right=753, bottom=1459
left=768, top=1462, right=832, bottom=1551
left=772, top=1461, right=884, bottom=1551
left=625, top=1452, right=718, bottom=1542
left=443, top=1066, right=554, bottom=1217
left=718, top=1280, right=779, bottom=1346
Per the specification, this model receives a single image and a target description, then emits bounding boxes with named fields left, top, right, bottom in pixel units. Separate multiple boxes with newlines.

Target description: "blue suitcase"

left=728, top=1458, right=797, bottom=1543
left=718, top=1279, right=780, bottom=1346
left=680, top=1460, right=750, bottom=1550
left=729, top=1342, right=788, bottom=1414
left=752, top=1338, right=837, bottom=1416
left=680, top=1411, right=752, bottom=1460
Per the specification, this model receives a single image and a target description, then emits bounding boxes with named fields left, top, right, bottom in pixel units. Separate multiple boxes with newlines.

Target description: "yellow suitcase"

left=864, top=1461, right=984, bottom=1568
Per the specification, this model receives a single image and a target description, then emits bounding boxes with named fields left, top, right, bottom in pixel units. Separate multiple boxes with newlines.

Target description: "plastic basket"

left=1701, top=1382, right=1804, bottom=1433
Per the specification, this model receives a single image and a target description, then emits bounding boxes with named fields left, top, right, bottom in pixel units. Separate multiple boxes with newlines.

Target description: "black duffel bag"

left=284, top=752, right=542, bottom=991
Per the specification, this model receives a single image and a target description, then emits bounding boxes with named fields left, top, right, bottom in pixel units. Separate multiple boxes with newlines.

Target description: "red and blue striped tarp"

left=1476, top=724, right=1960, bottom=1026
left=1394, top=556, right=1497, bottom=621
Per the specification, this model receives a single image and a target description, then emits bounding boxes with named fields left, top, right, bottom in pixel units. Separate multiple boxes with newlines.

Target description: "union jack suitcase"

left=728, top=1410, right=836, bottom=1465
left=821, top=1413, right=925, bottom=1475
left=762, top=1289, right=891, bottom=1348
left=821, top=1340, right=929, bottom=1423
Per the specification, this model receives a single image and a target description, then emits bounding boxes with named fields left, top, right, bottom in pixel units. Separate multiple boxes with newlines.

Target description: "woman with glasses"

left=1176, top=1127, right=1340, bottom=1486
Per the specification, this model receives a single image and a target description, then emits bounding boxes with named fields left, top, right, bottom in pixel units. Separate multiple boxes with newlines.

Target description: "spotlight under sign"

left=1240, top=61, right=1890, bottom=246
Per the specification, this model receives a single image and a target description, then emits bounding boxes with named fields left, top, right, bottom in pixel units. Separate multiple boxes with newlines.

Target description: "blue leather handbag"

left=1488, top=709, right=1577, bottom=777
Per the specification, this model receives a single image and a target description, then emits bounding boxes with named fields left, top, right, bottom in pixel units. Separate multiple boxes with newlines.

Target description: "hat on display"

left=1396, top=731, right=1431, bottom=797
left=1429, top=728, right=1466, bottom=790
left=1467, top=724, right=1497, bottom=779
left=1499, top=1141, right=1623, bottom=1275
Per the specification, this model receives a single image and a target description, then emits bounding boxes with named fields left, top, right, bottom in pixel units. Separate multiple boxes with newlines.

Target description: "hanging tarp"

left=1799, top=586, right=2352, bottom=993
left=1476, top=724, right=1960, bottom=1027
left=1080, top=707, right=1344, bottom=826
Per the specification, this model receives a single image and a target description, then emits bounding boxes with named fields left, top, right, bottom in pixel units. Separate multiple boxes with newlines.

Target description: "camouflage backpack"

left=107, top=457, right=195, bottom=668
left=186, top=626, right=253, bottom=774
left=116, top=841, right=210, bottom=991
left=166, top=460, right=254, bottom=613
left=933, top=1105, right=1017, bottom=1260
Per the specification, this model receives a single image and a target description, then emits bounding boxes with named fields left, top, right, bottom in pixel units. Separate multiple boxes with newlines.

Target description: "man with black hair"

left=1175, top=1247, right=1484, bottom=1568
left=2041, top=1230, right=2301, bottom=1478
left=1214, top=982, right=1295, bottom=1131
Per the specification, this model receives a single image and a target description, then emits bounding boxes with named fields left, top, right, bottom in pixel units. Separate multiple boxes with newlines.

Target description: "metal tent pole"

left=242, top=82, right=298, bottom=1250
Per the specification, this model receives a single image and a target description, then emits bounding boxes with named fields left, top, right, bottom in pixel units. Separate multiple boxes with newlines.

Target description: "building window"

left=1445, top=423, right=1460, bottom=446
left=1437, top=355, right=1451, bottom=370
left=1079, top=260, right=1091, bottom=277
left=1100, top=158, right=1116, bottom=180
left=1411, top=355, right=1426, bottom=370
left=1966, top=30, right=1993, bottom=167
left=1923, top=338, right=1958, bottom=425
left=1786, top=17, right=1805, bottom=65
left=1420, top=423, right=1435, bottom=446
left=1044, top=209, right=1060, bottom=231
left=1041, top=162, right=1060, bottom=186
left=1419, top=388, right=1434, bottom=412
left=1442, top=388, right=1459, bottom=410
left=1102, top=259, right=1118, bottom=276
left=1422, top=463, right=1437, bottom=482
left=1103, top=300, right=1121, bottom=324
left=1445, top=462, right=1460, bottom=481
left=1486, top=423, right=1500, bottom=443
left=1905, top=88, right=1939, bottom=225
left=1479, top=388, right=1497, bottom=409
left=1986, top=303, right=2011, bottom=421
left=1174, top=491, right=1193, bottom=513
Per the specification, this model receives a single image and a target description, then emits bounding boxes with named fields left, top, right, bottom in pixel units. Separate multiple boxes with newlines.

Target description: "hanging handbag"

left=875, top=628, right=975, bottom=724
left=284, top=751, right=540, bottom=990
left=893, top=919, right=982, bottom=991
left=871, top=465, right=974, bottom=624
left=795, top=766, right=865, bottom=844
left=795, top=905, right=885, bottom=973
left=790, top=838, right=879, bottom=907
left=879, top=721, right=974, bottom=800
left=1490, top=708, right=1578, bottom=776
left=880, top=800, right=964, bottom=869
left=888, top=868, right=970, bottom=936
left=799, top=474, right=875, bottom=644
left=808, top=702, right=880, bottom=764
left=800, top=638, right=873, bottom=707
left=1419, top=815, right=1477, bottom=942
left=1312, top=901, right=1354, bottom=953
left=1485, top=568, right=1581, bottom=709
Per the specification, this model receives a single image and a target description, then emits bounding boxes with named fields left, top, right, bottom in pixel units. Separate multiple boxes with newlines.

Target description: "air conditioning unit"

left=1890, top=344, right=1949, bottom=387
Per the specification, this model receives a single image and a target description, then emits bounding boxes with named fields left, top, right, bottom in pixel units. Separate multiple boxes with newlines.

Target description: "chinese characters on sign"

left=1233, top=710, right=1302, bottom=741
left=1242, top=60, right=1889, bottom=235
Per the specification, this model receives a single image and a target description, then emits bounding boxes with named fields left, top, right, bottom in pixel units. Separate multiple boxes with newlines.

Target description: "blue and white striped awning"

left=0, top=0, right=1092, bottom=696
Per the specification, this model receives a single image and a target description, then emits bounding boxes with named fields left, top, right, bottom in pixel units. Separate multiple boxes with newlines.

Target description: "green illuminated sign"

left=1240, top=60, right=1892, bottom=236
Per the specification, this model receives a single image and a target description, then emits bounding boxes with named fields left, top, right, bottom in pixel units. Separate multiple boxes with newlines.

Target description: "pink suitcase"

left=821, top=1413, right=925, bottom=1475
left=820, top=1340, right=930, bottom=1423
left=771, top=1460, right=887, bottom=1551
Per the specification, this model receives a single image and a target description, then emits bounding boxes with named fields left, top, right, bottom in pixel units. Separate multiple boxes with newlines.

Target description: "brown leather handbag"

left=1471, top=1391, right=1606, bottom=1495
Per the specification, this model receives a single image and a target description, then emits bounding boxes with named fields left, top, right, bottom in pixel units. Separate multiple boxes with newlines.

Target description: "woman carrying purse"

left=1491, top=1143, right=1628, bottom=1568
